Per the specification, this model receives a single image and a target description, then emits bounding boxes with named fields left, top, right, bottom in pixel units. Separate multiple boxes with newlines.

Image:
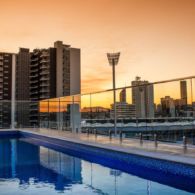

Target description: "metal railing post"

left=119, top=130, right=123, bottom=143
left=183, top=136, right=187, bottom=149
left=87, top=128, right=89, bottom=137
left=139, top=132, right=143, bottom=145
left=109, top=130, right=112, bottom=140
left=94, top=129, right=97, bottom=139
left=154, top=133, right=158, bottom=147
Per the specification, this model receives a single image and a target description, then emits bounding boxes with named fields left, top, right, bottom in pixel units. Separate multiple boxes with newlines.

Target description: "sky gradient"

left=0, top=0, right=194, bottom=94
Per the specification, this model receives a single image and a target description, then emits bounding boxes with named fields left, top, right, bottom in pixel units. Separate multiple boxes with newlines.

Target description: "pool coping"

left=14, top=129, right=195, bottom=167
left=0, top=129, right=195, bottom=167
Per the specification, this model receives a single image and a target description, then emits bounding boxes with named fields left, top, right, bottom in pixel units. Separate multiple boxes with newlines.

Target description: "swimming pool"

left=0, top=133, right=194, bottom=194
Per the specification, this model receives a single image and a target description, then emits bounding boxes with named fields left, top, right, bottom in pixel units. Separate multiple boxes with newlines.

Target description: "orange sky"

left=0, top=0, right=195, bottom=95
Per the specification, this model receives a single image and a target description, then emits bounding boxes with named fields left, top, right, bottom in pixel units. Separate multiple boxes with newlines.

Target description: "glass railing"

left=0, top=76, right=194, bottom=145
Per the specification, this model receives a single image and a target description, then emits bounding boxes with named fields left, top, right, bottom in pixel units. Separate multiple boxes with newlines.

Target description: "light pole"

left=107, top=52, right=120, bottom=136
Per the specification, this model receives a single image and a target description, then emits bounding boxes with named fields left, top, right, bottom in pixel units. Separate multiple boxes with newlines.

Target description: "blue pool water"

left=0, top=136, right=194, bottom=195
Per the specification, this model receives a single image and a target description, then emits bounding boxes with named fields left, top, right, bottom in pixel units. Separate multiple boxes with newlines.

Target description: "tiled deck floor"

left=16, top=128, right=195, bottom=166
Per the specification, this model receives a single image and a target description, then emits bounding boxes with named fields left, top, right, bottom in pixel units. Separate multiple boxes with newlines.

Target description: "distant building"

left=131, top=77, right=154, bottom=118
left=180, top=80, right=187, bottom=106
left=174, top=98, right=185, bottom=116
left=155, top=104, right=162, bottom=117
left=81, top=106, right=110, bottom=119
left=192, top=102, right=195, bottom=111
left=161, top=96, right=175, bottom=117
left=110, top=102, right=136, bottom=119
left=119, top=88, right=126, bottom=103
left=110, top=88, right=136, bottom=119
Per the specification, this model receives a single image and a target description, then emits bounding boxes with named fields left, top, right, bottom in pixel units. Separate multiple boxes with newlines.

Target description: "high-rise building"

left=161, top=96, right=175, bottom=117
left=119, top=88, right=126, bottom=103
left=110, top=102, right=136, bottom=119
left=193, top=102, right=195, bottom=111
left=81, top=106, right=110, bottom=119
left=110, top=88, right=136, bottom=119
left=54, top=41, right=80, bottom=97
left=16, top=48, right=30, bottom=127
left=30, top=48, right=57, bottom=125
left=0, top=41, right=81, bottom=128
left=131, top=77, right=154, bottom=118
left=30, top=42, right=80, bottom=126
left=0, top=53, right=13, bottom=128
left=180, top=80, right=187, bottom=106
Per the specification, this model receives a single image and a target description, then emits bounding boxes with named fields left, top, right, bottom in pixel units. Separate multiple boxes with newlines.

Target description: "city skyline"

left=40, top=77, right=194, bottom=117
left=0, top=0, right=194, bottom=93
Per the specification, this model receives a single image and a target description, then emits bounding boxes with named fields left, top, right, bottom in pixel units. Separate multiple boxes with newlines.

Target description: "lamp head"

left=107, top=52, right=120, bottom=66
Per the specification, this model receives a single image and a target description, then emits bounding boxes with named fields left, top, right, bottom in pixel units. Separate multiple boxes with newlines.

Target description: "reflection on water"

left=0, top=138, right=194, bottom=195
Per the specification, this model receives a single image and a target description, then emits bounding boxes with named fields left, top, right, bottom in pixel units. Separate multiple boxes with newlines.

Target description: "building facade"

left=0, top=53, right=13, bottom=128
left=161, top=96, right=175, bottom=117
left=119, top=88, right=126, bottom=103
left=54, top=41, right=80, bottom=97
left=131, top=77, right=154, bottom=118
left=16, top=48, right=30, bottom=127
left=180, top=80, right=187, bottom=106
left=0, top=41, right=81, bottom=128
left=110, top=88, right=136, bottom=119
left=110, top=102, right=136, bottom=119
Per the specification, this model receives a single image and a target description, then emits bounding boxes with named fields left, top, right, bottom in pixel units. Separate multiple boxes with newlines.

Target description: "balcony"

left=40, top=82, right=49, bottom=87
left=40, top=52, right=49, bottom=58
left=30, top=91, right=39, bottom=95
left=40, top=94, right=50, bottom=99
left=30, top=62, right=39, bottom=67
left=30, top=85, right=38, bottom=89
left=40, top=76, right=49, bottom=81
left=40, top=71, right=49, bottom=76
left=40, top=89, right=49, bottom=93
left=40, top=59, right=49, bottom=64
left=30, top=80, right=39, bottom=84
left=31, top=57, right=39, bottom=62
left=30, top=74, right=39, bottom=78
left=30, top=107, right=38, bottom=111
left=40, top=64, right=49, bottom=70
left=33, top=50, right=40, bottom=56
left=31, top=69, right=38, bottom=73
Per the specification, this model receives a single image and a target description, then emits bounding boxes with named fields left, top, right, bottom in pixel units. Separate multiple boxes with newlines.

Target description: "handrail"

left=46, top=75, right=195, bottom=100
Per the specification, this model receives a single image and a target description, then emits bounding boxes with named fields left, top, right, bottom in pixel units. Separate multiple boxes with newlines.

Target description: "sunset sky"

left=0, top=0, right=194, bottom=95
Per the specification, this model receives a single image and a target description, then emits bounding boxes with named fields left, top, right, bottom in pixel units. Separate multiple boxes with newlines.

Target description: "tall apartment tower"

left=119, top=88, right=126, bottom=103
left=54, top=41, right=80, bottom=96
left=161, top=96, right=175, bottom=117
left=0, top=53, right=13, bottom=128
left=131, top=77, right=154, bottom=118
left=0, top=41, right=81, bottom=128
left=30, top=41, right=81, bottom=126
left=29, top=48, right=57, bottom=125
left=180, top=80, right=187, bottom=105
left=16, top=48, right=30, bottom=127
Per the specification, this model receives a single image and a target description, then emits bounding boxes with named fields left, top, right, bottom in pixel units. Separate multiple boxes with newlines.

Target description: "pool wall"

left=19, top=131, right=195, bottom=177
left=1, top=130, right=195, bottom=193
